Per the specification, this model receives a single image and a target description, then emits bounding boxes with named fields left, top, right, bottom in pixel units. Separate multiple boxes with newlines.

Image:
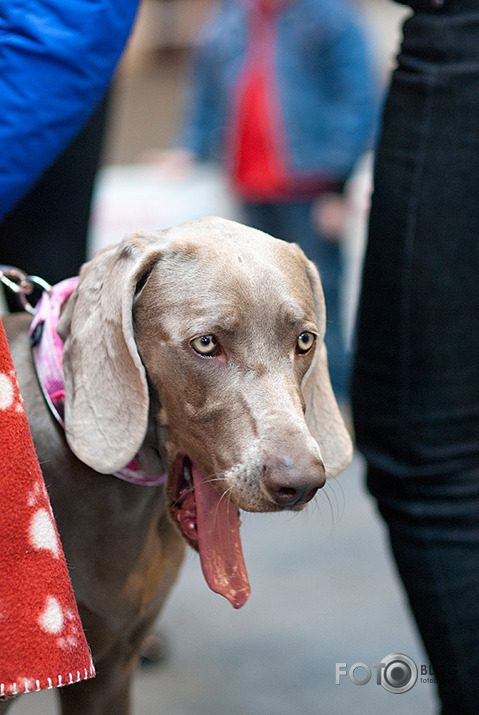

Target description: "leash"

left=1, top=265, right=167, bottom=487
left=0, top=265, right=52, bottom=314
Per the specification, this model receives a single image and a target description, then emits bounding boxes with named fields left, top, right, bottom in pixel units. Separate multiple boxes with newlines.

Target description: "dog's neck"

left=29, top=279, right=167, bottom=487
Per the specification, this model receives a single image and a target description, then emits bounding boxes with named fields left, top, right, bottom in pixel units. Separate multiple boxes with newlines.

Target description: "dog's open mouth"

left=168, top=455, right=250, bottom=609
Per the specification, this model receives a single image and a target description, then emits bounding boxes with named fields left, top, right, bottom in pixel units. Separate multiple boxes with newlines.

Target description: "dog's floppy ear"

left=301, top=258, right=353, bottom=477
left=57, top=232, right=164, bottom=474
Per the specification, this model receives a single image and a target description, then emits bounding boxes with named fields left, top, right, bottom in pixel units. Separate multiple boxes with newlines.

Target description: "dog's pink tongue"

left=192, top=464, right=250, bottom=609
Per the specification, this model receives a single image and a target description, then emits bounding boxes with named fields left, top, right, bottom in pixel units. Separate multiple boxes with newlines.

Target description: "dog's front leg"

left=58, top=642, right=140, bottom=715
left=0, top=698, right=13, bottom=714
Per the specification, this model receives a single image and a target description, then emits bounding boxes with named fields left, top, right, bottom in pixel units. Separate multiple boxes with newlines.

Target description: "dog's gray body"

left=1, top=217, right=351, bottom=714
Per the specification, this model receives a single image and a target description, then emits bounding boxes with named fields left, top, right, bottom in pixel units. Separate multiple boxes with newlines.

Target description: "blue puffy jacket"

left=179, top=0, right=378, bottom=185
left=0, top=0, right=139, bottom=220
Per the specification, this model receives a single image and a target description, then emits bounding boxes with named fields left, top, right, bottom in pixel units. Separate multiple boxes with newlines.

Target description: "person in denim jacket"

left=168, top=0, right=378, bottom=400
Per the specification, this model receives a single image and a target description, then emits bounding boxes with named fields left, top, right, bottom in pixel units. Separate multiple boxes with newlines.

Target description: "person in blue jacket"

left=0, top=93, right=112, bottom=308
left=0, top=0, right=140, bottom=222
left=163, top=0, right=378, bottom=399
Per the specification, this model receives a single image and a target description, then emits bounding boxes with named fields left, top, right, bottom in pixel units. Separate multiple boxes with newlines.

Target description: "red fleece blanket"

left=0, top=317, right=94, bottom=699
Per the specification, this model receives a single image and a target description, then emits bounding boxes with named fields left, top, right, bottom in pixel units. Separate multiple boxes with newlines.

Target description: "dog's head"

left=58, top=217, right=352, bottom=607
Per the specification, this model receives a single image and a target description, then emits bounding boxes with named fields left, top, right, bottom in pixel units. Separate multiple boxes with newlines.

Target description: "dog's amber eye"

left=191, top=335, right=219, bottom=356
left=296, top=331, right=315, bottom=354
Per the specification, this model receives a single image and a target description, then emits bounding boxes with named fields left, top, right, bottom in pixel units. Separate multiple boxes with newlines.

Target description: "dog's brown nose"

left=262, top=454, right=326, bottom=508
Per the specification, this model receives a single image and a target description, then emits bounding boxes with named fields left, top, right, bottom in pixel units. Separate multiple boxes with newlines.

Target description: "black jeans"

left=352, top=5, right=479, bottom=713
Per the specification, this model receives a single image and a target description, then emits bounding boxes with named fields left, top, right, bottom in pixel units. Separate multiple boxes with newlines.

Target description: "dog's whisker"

left=320, top=487, right=337, bottom=535
left=213, top=484, right=237, bottom=541
left=313, top=477, right=346, bottom=534
left=217, top=483, right=236, bottom=510
left=325, top=475, right=345, bottom=520
left=204, top=474, right=228, bottom=485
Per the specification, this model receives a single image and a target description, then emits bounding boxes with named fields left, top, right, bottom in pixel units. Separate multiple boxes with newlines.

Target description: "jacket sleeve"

left=176, top=13, right=224, bottom=160
left=317, top=3, right=379, bottom=179
left=0, top=0, right=140, bottom=220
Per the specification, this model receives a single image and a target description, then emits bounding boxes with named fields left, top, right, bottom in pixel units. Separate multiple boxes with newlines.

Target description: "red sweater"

left=229, top=1, right=332, bottom=201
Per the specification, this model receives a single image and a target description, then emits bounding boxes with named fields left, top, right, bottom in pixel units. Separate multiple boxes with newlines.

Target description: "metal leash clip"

left=0, top=265, right=52, bottom=315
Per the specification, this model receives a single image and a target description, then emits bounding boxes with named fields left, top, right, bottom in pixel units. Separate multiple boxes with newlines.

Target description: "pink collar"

left=29, top=279, right=167, bottom=487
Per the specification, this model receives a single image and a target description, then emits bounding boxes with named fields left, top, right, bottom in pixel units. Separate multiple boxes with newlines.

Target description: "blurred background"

left=87, top=0, right=408, bottom=364
left=8, top=1, right=443, bottom=713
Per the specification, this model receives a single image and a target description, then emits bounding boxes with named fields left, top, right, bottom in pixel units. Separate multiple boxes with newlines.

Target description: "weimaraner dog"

left=1, top=216, right=352, bottom=714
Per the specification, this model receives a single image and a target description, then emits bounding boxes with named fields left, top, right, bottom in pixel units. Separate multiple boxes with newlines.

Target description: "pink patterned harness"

left=29, top=278, right=167, bottom=487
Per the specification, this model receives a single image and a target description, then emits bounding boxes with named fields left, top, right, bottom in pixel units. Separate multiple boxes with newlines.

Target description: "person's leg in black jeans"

left=352, top=7, right=479, bottom=713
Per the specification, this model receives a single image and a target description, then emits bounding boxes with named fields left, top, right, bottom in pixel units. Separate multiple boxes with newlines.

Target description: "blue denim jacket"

left=179, top=0, right=379, bottom=183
